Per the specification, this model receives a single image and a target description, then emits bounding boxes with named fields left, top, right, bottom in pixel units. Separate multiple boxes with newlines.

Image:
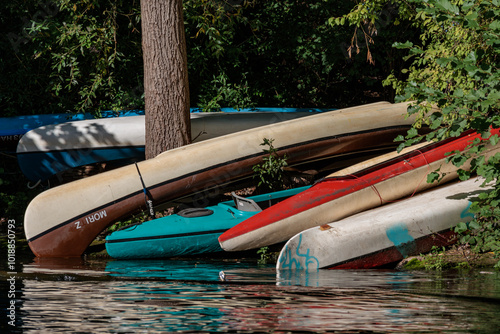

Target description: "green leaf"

left=455, top=222, right=468, bottom=234
left=393, top=41, right=413, bottom=49
left=395, top=135, right=405, bottom=142
left=457, top=169, right=470, bottom=181
left=489, top=135, right=499, bottom=146
left=489, top=20, right=500, bottom=31
left=468, top=221, right=481, bottom=230
left=407, top=127, right=419, bottom=139
left=435, top=0, right=459, bottom=14
left=435, top=57, right=450, bottom=67
left=427, top=171, right=440, bottom=183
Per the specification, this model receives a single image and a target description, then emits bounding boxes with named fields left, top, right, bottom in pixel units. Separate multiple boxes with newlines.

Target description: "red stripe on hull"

left=327, top=230, right=458, bottom=269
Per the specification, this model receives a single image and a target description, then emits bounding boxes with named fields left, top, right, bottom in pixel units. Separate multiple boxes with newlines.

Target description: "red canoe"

left=219, top=129, right=500, bottom=251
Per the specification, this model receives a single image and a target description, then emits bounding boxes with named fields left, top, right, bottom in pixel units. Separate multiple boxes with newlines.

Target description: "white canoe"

left=276, top=177, right=490, bottom=270
left=23, top=101, right=417, bottom=257
left=16, top=111, right=322, bottom=182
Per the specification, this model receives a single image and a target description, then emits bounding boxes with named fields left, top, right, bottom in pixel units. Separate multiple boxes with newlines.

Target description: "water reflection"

left=105, top=259, right=275, bottom=283
left=2, top=258, right=500, bottom=333
left=277, top=267, right=425, bottom=289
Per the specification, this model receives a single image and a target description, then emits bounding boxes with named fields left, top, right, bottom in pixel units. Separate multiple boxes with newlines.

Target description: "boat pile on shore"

left=7, top=102, right=498, bottom=270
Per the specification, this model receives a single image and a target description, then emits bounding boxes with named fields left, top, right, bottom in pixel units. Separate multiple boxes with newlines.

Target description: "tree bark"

left=141, top=0, right=191, bottom=159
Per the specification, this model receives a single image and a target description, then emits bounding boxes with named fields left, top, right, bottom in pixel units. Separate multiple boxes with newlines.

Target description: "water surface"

left=2, top=258, right=500, bottom=333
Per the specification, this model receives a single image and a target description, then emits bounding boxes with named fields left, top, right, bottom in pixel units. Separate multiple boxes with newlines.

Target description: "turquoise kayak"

left=105, top=186, right=310, bottom=259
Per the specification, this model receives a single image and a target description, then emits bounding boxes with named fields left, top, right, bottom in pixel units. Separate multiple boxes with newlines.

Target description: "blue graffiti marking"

left=460, top=201, right=474, bottom=220
left=279, top=234, right=320, bottom=270
left=279, top=245, right=303, bottom=270
left=386, top=224, right=415, bottom=258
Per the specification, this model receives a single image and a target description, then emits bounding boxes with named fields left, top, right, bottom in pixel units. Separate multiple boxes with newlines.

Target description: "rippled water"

left=2, top=257, right=500, bottom=333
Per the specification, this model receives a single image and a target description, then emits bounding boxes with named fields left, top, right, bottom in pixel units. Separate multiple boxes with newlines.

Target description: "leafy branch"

left=252, top=138, right=288, bottom=192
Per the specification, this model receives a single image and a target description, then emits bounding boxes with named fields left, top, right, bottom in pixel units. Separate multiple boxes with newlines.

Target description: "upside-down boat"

left=0, top=110, right=145, bottom=152
left=16, top=110, right=324, bottom=183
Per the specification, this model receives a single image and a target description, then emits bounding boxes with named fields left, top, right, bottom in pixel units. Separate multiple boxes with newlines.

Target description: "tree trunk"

left=141, top=0, right=191, bottom=159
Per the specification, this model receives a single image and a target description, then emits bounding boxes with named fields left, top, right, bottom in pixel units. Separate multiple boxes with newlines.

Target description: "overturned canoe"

left=276, top=177, right=490, bottom=270
left=16, top=111, right=324, bottom=182
left=24, top=101, right=416, bottom=257
left=218, top=129, right=500, bottom=252
left=0, top=110, right=144, bottom=152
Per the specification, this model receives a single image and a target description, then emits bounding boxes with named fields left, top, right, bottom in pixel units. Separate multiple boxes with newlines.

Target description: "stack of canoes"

left=24, top=101, right=494, bottom=267
left=218, top=128, right=500, bottom=254
left=24, top=101, right=417, bottom=258
left=16, top=109, right=327, bottom=183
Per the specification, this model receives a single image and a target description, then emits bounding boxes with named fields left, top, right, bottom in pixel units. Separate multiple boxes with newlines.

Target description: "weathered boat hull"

left=16, top=112, right=325, bottom=182
left=276, top=177, right=490, bottom=270
left=5, top=107, right=326, bottom=152
left=0, top=110, right=144, bottom=151
left=24, top=102, right=416, bottom=257
left=218, top=129, right=500, bottom=252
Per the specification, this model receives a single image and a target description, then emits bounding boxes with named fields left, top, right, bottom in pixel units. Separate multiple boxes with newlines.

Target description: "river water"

left=2, top=257, right=500, bottom=333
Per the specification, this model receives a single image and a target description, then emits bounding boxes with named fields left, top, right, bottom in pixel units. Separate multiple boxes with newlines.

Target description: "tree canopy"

left=1, top=0, right=415, bottom=117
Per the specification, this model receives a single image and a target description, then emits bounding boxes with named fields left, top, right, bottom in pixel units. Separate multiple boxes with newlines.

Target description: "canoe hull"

left=4, top=108, right=325, bottom=151
left=276, top=177, right=489, bottom=270
left=1, top=110, right=144, bottom=151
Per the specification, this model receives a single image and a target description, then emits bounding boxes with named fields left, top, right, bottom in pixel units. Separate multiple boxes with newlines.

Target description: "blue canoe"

left=105, top=186, right=310, bottom=259
left=0, top=109, right=145, bottom=152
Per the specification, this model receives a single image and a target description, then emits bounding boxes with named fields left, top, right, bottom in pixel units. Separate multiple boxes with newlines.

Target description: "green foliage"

left=183, top=0, right=259, bottom=111
left=197, top=72, right=256, bottom=112
left=1, top=0, right=143, bottom=116
left=337, top=0, right=500, bottom=265
left=1, top=0, right=415, bottom=116
left=189, top=0, right=414, bottom=109
left=395, top=0, right=500, bottom=265
left=252, top=138, right=288, bottom=192
left=257, top=246, right=270, bottom=265
left=422, top=246, right=449, bottom=270
left=36, top=0, right=144, bottom=114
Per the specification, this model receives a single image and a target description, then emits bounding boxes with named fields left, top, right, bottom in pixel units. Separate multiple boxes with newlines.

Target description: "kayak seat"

left=178, top=208, right=214, bottom=218
left=231, top=192, right=262, bottom=212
